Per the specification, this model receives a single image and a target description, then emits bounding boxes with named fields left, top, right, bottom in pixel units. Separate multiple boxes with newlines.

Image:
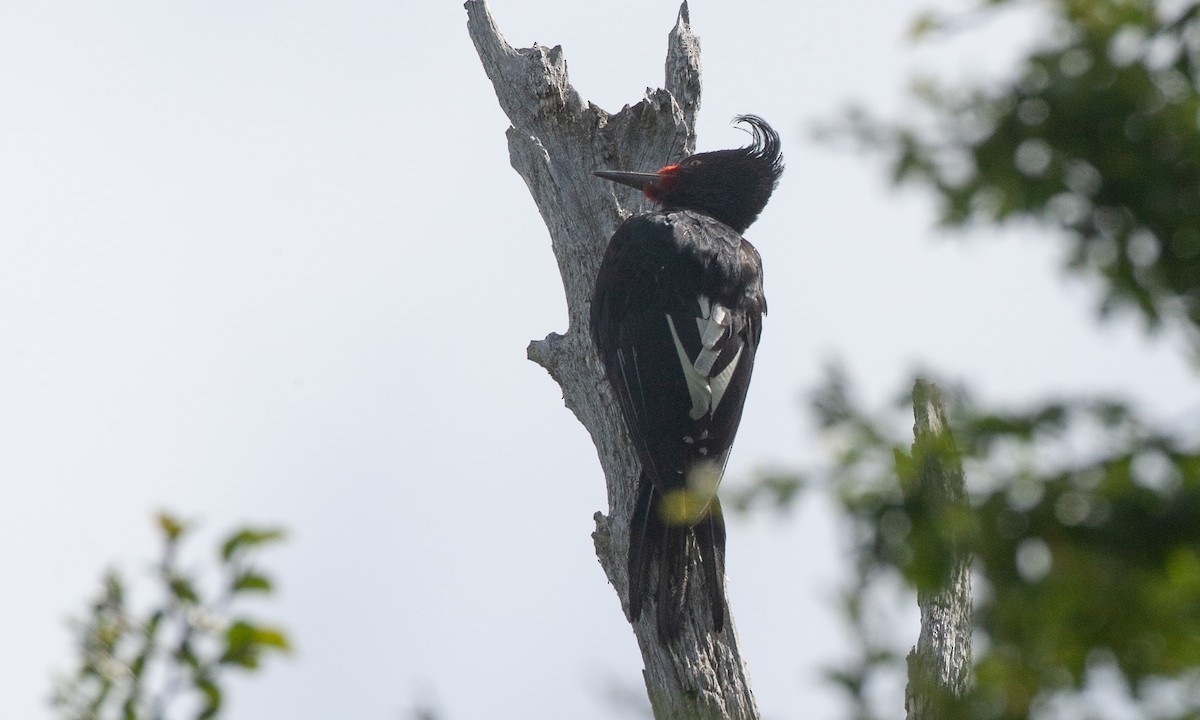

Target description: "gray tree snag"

left=465, top=2, right=759, bottom=718
left=905, top=380, right=974, bottom=720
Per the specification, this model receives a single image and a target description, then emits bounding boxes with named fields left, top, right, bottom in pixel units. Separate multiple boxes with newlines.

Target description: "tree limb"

left=465, top=2, right=758, bottom=717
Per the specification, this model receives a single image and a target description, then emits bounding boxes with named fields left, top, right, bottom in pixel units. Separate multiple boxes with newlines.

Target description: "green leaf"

left=907, top=10, right=945, bottom=41
left=157, top=512, right=188, bottom=542
left=175, top=638, right=201, bottom=670
left=249, top=626, right=290, bottom=651
left=220, top=528, right=287, bottom=562
left=194, top=675, right=222, bottom=720
left=168, top=575, right=200, bottom=604
left=231, top=571, right=273, bottom=594
left=122, top=693, right=137, bottom=720
left=143, top=609, right=163, bottom=638
left=221, top=620, right=291, bottom=668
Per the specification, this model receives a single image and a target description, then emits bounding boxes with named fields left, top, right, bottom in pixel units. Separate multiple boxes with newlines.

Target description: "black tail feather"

left=626, top=474, right=729, bottom=640
left=694, top=496, right=728, bottom=632
left=654, top=517, right=689, bottom=641
left=627, top=474, right=656, bottom=625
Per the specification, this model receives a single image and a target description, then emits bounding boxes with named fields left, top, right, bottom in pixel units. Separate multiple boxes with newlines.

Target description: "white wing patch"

left=666, top=295, right=744, bottom=420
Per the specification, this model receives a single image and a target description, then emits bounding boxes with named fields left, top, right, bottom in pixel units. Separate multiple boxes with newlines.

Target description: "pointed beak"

left=593, top=169, right=661, bottom=192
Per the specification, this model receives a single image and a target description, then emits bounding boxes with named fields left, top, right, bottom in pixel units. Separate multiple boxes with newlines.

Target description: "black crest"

left=657, top=115, right=784, bottom=233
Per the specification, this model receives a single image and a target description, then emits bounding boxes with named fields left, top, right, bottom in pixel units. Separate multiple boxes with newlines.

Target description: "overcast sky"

left=3, top=2, right=1199, bottom=719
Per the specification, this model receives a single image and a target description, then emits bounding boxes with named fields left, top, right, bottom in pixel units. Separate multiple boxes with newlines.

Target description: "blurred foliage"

left=803, top=366, right=1200, bottom=719
left=52, top=513, right=289, bottom=720
left=792, top=1, right=1200, bottom=717
left=834, top=0, right=1200, bottom=336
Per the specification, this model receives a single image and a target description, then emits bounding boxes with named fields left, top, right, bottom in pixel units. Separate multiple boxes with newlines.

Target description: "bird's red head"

left=594, top=115, right=784, bottom=234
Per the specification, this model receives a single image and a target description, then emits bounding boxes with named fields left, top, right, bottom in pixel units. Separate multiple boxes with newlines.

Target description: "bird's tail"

left=627, top=473, right=728, bottom=640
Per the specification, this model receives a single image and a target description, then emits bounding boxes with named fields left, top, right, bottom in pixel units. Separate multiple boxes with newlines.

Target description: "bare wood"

left=905, top=380, right=973, bottom=719
left=465, top=2, right=758, bottom=717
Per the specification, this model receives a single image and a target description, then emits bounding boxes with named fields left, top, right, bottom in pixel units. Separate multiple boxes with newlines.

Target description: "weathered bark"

left=465, top=2, right=758, bottom=718
left=905, top=380, right=973, bottom=720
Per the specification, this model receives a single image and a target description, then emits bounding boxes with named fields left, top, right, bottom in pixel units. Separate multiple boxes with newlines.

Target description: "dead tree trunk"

left=905, top=380, right=974, bottom=719
left=464, top=2, right=758, bottom=718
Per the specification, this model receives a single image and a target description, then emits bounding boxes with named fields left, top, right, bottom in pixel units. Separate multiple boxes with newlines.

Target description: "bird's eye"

left=685, top=158, right=703, bottom=168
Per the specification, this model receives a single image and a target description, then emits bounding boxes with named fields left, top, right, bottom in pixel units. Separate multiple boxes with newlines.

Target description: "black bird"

left=590, top=115, right=783, bottom=639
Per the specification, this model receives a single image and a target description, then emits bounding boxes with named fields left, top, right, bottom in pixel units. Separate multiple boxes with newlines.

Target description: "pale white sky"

left=2, top=2, right=1198, bottom=719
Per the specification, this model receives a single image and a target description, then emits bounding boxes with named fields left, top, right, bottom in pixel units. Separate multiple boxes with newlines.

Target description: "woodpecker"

left=590, top=115, right=783, bottom=639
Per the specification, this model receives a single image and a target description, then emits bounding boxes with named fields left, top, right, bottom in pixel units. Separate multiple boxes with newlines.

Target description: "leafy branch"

left=53, top=513, right=290, bottom=720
